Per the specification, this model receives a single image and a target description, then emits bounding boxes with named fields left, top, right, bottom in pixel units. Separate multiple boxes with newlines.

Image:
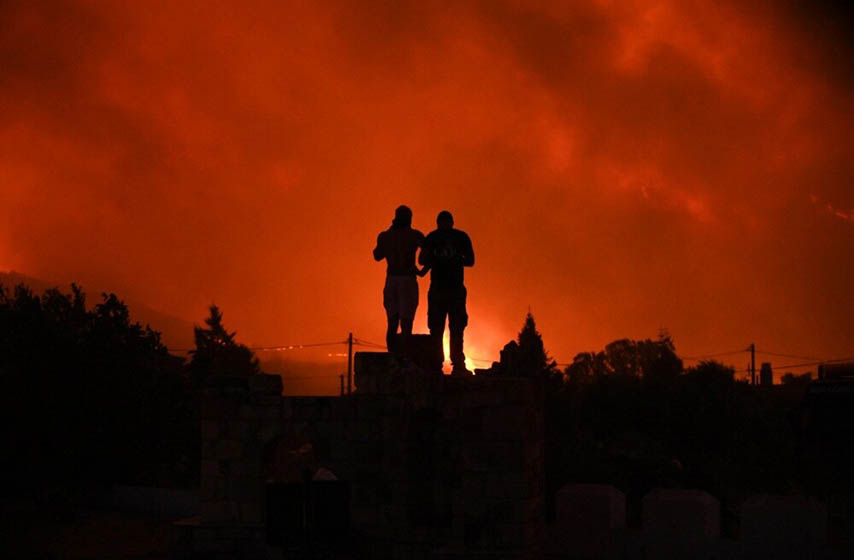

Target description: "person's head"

left=392, top=205, right=413, bottom=228
left=436, top=210, right=453, bottom=230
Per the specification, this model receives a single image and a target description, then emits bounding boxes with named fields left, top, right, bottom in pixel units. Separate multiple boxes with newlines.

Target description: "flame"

left=442, top=332, right=486, bottom=373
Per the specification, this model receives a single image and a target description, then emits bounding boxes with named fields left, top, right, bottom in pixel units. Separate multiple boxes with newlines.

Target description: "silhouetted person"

left=373, top=205, right=426, bottom=352
left=419, top=210, right=474, bottom=374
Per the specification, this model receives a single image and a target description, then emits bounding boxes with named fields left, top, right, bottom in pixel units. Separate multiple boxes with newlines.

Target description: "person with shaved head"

left=373, top=205, right=426, bottom=353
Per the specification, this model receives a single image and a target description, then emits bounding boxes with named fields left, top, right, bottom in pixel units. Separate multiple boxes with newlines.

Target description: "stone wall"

left=185, top=361, right=545, bottom=559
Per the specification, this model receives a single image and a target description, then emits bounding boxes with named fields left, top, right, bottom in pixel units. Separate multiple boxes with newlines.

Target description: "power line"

left=679, top=348, right=748, bottom=361
left=755, top=350, right=822, bottom=362
left=735, top=356, right=854, bottom=373
left=279, top=375, right=341, bottom=381
left=169, top=340, right=347, bottom=353
left=353, top=337, right=386, bottom=349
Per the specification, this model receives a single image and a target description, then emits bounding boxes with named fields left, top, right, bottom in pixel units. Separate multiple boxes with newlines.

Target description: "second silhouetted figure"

left=419, top=210, right=474, bottom=374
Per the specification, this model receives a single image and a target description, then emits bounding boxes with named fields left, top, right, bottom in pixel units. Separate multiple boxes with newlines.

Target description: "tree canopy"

left=490, top=312, right=559, bottom=379
left=0, top=283, right=194, bottom=491
left=189, top=304, right=260, bottom=383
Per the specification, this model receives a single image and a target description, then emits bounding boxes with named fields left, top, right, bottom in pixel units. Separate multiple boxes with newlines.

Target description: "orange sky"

left=1, top=1, right=852, bottom=389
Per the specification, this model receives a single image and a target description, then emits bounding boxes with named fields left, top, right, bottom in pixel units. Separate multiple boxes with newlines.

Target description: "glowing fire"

left=442, top=332, right=485, bottom=374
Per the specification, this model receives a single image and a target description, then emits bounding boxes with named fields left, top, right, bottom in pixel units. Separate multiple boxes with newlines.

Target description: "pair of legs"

left=427, top=286, right=468, bottom=372
left=383, top=275, right=418, bottom=353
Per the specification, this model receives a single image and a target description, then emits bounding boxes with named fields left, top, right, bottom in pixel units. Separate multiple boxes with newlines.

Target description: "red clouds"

left=1, top=1, right=852, bottom=388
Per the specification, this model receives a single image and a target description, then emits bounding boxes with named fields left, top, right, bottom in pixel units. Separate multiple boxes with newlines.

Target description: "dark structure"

left=177, top=353, right=545, bottom=559
left=760, top=362, right=773, bottom=387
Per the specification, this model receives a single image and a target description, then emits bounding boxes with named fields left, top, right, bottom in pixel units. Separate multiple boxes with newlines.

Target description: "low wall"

left=187, top=365, right=545, bottom=559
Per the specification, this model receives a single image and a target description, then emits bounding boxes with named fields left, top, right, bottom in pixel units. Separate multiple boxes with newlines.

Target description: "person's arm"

left=462, top=233, right=474, bottom=267
left=416, top=232, right=430, bottom=276
left=372, top=232, right=385, bottom=261
left=418, top=234, right=431, bottom=267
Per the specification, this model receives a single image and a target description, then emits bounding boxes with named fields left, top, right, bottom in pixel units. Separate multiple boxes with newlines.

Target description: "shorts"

left=383, top=275, right=419, bottom=320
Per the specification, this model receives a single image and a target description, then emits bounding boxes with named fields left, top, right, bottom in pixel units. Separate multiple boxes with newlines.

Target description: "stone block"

left=556, top=483, right=626, bottom=531
left=490, top=523, right=529, bottom=547
left=481, top=405, right=532, bottom=441
left=379, top=503, right=407, bottom=527
left=200, top=397, right=238, bottom=420
left=281, top=398, right=294, bottom=420
left=642, top=488, right=720, bottom=538
left=404, top=370, right=444, bottom=395
left=544, top=523, right=626, bottom=560
left=741, top=494, right=826, bottom=558
left=230, top=462, right=261, bottom=484
left=457, top=388, right=507, bottom=409
left=215, top=439, right=243, bottom=460
left=226, top=476, right=261, bottom=502
left=201, top=500, right=240, bottom=524
left=201, top=476, right=225, bottom=501
left=201, top=440, right=215, bottom=460
left=395, top=333, right=443, bottom=372
left=224, top=420, right=252, bottom=440
left=462, top=441, right=526, bottom=472
left=247, top=373, right=283, bottom=394
left=330, top=438, right=354, bottom=462
left=201, top=459, right=221, bottom=477
left=636, top=530, right=723, bottom=560
left=355, top=351, right=394, bottom=376
left=351, top=478, right=381, bottom=506
left=329, top=398, right=357, bottom=421
left=239, top=501, right=264, bottom=526
left=259, top=405, right=280, bottom=419
left=351, top=503, right=379, bottom=529
left=256, top=394, right=282, bottom=406
left=238, top=404, right=261, bottom=419
left=484, top=473, right=538, bottom=500
left=256, top=421, right=280, bottom=444
left=201, top=420, right=220, bottom=440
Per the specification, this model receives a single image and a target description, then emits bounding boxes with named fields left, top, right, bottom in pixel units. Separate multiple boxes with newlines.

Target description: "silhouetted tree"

left=492, top=312, right=558, bottom=379
left=0, top=283, right=194, bottom=493
left=563, top=331, right=682, bottom=382
left=781, top=371, right=812, bottom=386
left=189, top=304, right=260, bottom=383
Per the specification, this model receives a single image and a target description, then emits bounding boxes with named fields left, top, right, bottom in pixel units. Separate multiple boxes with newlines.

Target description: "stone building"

left=177, top=352, right=545, bottom=559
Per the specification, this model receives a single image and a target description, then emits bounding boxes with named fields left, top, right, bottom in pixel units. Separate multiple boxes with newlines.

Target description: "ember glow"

left=1, top=1, right=852, bottom=391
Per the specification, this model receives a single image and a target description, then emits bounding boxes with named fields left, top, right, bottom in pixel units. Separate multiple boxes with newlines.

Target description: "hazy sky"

left=2, top=1, right=852, bottom=382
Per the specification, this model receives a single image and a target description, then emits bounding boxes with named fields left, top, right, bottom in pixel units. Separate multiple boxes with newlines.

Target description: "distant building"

left=817, top=362, right=854, bottom=380
left=760, top=362, right=773, bottom=387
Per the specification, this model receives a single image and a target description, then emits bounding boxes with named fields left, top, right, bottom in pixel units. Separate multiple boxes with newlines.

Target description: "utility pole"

left=347, top=332, right=353, bottom=395
left=339, top=374, right=345, bottom=396
left=749, top=343, right=756, bottom=386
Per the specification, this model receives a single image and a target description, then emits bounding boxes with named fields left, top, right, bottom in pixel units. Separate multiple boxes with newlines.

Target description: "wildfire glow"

left=1, top=1, right=852, bottom=395
left=442, top=332, right=489, bottom=374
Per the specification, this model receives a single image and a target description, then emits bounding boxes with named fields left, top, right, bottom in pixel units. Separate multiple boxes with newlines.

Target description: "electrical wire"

left=679, top=348, right=748, bottom=361
left=755, top=350, right=822, bottom=361
left=169, top=340, right=346, bottom=354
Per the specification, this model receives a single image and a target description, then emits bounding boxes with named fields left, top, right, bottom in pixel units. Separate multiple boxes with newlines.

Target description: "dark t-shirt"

left=373, top=226, right=425, bottom=276
left=419, top=228, right=474, bottom=290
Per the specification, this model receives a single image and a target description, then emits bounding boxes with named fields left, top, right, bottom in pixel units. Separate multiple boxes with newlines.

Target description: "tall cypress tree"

left=493, top=312, right=558, bottom=378
left=189, top=305, right=260, bottom=383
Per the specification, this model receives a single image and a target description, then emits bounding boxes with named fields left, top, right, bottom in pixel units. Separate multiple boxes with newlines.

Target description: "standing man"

left=373, top=205, right=425, bottom=353
left=419, top=210, right=475, bottom=374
